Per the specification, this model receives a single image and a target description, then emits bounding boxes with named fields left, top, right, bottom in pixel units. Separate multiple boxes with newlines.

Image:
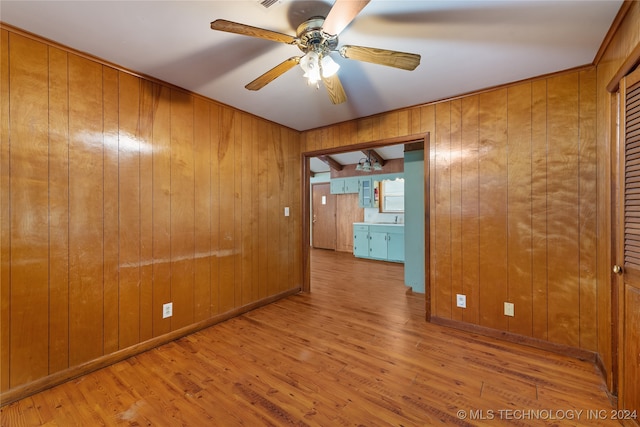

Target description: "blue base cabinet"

left=353, top=225, right=370, bottom=258
left=387, top=231, right=405, bottom=262
left=352, top=223, right=404, bottom=263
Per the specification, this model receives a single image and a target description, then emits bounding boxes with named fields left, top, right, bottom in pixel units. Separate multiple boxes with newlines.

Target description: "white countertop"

left=354, top=222, right=404, bottom=227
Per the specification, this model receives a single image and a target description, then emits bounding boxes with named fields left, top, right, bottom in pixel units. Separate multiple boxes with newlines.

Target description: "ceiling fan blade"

left=211, top=19, right=296, bottom=45
left=322, top=0, right=370, bottom=36
left=340, top=45, right=421, bottom=71
left=245, top=57, right=300, bottom=91
left=321, top=73, right=347, bottom=105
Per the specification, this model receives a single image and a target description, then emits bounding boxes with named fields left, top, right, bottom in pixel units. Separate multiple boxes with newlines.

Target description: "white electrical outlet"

left=504, top=302, right=514, bottom=317
left=456, top=294, right=466, bottom=308
left=162, top=302, right=173, bottom=319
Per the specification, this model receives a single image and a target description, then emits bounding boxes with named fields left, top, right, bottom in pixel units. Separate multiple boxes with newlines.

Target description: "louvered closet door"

left=618, top=64, right=640, bottom=421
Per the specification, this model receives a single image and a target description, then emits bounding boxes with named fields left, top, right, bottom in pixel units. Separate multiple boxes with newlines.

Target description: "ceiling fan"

left=210, top=0, right=421, bottom=105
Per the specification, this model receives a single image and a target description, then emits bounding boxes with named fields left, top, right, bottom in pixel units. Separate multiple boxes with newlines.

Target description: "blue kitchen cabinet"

left=386, top=230, right=405, bottom=262
left=352, top=223, right=404, bottom=263
left=368, top=230, right=388, bottom=259
left=358, top=178, right=373, bottom=208
left=331, top=177, right=359, bottom=194
left=353, top=225, right=369, bottom=257
left=344, top=177, right=360, bottom=193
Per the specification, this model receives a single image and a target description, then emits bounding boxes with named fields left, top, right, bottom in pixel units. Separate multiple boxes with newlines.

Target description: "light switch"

left=284, top=207, right=290, bottom=216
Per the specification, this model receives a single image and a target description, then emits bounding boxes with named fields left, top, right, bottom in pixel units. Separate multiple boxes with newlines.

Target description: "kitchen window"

left=379, top=178, right=404, bottom=213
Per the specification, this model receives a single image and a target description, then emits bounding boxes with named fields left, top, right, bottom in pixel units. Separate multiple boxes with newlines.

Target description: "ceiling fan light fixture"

left=300, top=52, right=321, bottom=84
left=320, top=55, right=339, bottom=77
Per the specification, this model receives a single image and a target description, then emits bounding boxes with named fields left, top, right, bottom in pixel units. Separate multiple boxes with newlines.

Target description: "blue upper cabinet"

left=330, top=179, right=345, bottom=194
left=358, top=177, right=373, bottom=207
left=344, top=177, right=360, bottom=193
left=330, top=177, right=360, bottom=194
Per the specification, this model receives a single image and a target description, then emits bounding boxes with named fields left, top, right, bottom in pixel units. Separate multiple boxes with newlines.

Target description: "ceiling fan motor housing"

left=296, top=17, right=338, bottom=55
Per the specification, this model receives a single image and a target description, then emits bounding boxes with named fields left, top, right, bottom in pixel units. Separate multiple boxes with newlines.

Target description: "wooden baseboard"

left=430, top=316, right=599, bottom=363
left=0, top=287, right=300, bottom=407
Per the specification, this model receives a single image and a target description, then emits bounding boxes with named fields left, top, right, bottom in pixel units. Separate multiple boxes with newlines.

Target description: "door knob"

left=613, top=265, right=623, bottom=274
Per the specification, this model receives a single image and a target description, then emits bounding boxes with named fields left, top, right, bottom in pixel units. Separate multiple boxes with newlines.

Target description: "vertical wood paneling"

left=398, top=110, right=410, bottom=137
left=339, top=121, right=357, bottom=147
left=9, top=34, right=50, bottom=386
left=357, top=117, right=375, bottom=143
left=506, top=83, right=533, bottom=336
left=233, top=113, right=243, bottom=305
left=319, top=127, right=330, bottom=151
left=450, top=100, right=463, bottom=321
left=241, top=114, right=253, bottom=305
left=380, top=111, right=398, bottom=140
left=578, top=69, right=598, bottom=351
left=102, top=66, right=119, bottom=354
left=410, top=108, right=421, bottom=135
left=460, top=96, right=480, bottom=324
left=434, top=102, right=452, bottom=318
left=250, top=113, right=261, bottom=301
left=209, top=103, right=221, bottom=315
left=218, top=107, right=236, bottom=313
left=531, top=80, right=549, bottom=341
left=139, top=80, right=154, bottom=342
left=151, top=84, right=172, bottom=337
left=170, top=89, right=195, bottom=329
left=257, top=119, right=269, bottom=300
left=0, top=28, right=9, bottom=392
left=2, top=28, right=303, bottom=395
left=279, top=128, right=292, bottom=293
left=118, top=72, right=141, bottom=349
left=287, top=127, right=302, bottom=289
left=194, top=97, right=212, bottom=321
left=68, top=54, right=104, bottom=366
left=268, top=124, right=284, bottom=294
left=478, top=89, right=508, bottom=330
left=336, top=194, right=364, bottom=252
left=546, top=73, right=580, bottom=347
left=48, top=46, right=70, bottom=374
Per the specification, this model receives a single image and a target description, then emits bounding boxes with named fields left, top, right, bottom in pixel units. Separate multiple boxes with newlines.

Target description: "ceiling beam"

left=365, top=149, right=385, bottom=167
left=318, top=155, right=343, bottom=171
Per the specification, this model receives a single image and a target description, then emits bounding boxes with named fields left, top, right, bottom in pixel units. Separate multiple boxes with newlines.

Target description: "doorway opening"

left=301, top=133, right=429, bottom=312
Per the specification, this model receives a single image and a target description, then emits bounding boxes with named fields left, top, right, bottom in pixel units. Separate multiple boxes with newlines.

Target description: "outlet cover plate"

left=504, top=302, right=514, bottom=317
left=456, top=294, right=466, bottom=308
left=162, top=302, right=173, bottom=319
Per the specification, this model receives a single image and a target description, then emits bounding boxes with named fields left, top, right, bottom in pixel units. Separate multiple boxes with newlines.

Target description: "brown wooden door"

left=312, top=183, right=336, bottom=250
left=615, top=65, right=640, bottom=421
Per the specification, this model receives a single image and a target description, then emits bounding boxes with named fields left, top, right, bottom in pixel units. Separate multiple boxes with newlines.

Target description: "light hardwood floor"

left=1, top=249, right=619, bottom=426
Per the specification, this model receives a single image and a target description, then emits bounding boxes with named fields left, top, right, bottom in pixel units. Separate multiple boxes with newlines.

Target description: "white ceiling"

left=1, top=0, right=622, bottom=135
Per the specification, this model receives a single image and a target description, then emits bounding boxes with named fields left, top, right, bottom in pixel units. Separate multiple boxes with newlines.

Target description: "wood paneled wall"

left=0, top=29, right=302, bottom=395
left=301, top=68, right=600, bottom=352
